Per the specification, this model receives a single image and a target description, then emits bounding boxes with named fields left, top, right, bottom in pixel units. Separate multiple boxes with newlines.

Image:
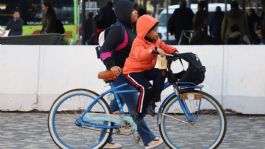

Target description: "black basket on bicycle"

left=167, top=52, right=206, bottom=85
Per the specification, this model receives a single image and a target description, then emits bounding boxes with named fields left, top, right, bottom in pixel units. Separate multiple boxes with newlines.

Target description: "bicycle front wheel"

left=48, top=89, right=112, bottom=149
left=159, top=90, right=227, bottom=149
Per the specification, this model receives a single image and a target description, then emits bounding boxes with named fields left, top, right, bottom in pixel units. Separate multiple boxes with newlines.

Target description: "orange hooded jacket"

left=123, top=15, right=177, bottom=74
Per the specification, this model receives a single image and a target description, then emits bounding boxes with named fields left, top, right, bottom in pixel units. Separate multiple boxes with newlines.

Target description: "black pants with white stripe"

left=125, top=68, right=165, bottom=113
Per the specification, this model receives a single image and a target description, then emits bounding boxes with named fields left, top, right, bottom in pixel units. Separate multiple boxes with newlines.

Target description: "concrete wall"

left=0, top=45, right=264, bottom=114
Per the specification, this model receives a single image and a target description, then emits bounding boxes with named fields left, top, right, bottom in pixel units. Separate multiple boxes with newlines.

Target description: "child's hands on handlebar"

left=150, top=47, right=179, bottom=58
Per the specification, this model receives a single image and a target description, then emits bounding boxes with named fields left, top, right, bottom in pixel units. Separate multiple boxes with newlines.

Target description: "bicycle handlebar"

left=151, top=49, right=179, bottom=62
left=98, top=50, right=179, bottom=82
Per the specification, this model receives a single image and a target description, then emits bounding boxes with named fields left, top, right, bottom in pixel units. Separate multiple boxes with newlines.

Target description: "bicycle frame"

left=49, top=52, right=227, bottom=149
left=75, top=82, right=138, bottom=129
left=75, top=79, right=203, bottom=130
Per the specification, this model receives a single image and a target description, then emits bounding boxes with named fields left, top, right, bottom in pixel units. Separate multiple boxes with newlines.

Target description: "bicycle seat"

left=98, top=70, right=118, bottom=81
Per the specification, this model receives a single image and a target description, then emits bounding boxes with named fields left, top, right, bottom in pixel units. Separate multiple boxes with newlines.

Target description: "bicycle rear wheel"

left=159, top=90, right=226, bottom=149
left=48, top=89, right=112, bottom=149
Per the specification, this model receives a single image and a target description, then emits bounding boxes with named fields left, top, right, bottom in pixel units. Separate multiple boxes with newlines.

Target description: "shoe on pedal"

left=145, top=137, right=163, bottom=149
left=103, top=142, right=122, bottom=149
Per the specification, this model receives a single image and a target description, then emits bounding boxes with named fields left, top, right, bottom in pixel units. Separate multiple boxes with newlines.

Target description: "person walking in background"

left=90, top=1, right=116, bottom=45
left=254, top=3, right=265, bottom=45
left=83, top=12, right=96, bottom=45
left=95, top=1, right=116, bottom=30
left=221, top=1, right=249, bottom=44
left=192, top=1, right=208, bottom=33
left=209, top=6, right=224, bottom=44
left=41, top=1, right=64, bottom=34
left=167, top=0, right=194, bottom=44
left=6, top=10, right=24, bottom=36
left=247, top=8, right=260, bottom=44
left=190, top=1, right=210, bottom=44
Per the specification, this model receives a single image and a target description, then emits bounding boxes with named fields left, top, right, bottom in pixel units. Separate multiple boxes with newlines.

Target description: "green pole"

left=74, top=0, right=78, bottom=25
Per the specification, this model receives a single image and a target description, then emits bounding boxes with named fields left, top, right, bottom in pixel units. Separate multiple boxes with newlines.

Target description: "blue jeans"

left=107, top=75, right=156, bottom=145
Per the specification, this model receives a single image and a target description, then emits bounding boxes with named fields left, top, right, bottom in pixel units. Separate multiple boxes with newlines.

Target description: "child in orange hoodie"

left=123, top=15, right=178, bottom=116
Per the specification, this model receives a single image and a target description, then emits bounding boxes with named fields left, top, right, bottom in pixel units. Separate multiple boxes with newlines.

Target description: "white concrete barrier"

left=222, top=45, right=265, bottom=114
left=0, top=46, right=39, bottom=111
left=0, top=45, right=264, bottom=114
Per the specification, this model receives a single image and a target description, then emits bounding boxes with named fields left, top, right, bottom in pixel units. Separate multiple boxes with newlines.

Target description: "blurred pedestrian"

left=90, top=1, right=116, bottom=45
left=255, top=23, right=265, bottom=44
left=209, top=6, right=224, bottom=44
left=190, top=1, right=211, bottom=44
left=94, top=1, right=116, bottom=29
left=221, top=1, right=249, bottom=44
left=247, top=8, right=260, bottom=44
left=6, top=10, right=24, bottom=36
left=83, top=12, right=96, bottom=45
left=167, top=0, right=194, bottom=44
left=192, top=1, right=208, bottom=32
left=41, top=1, right=64, bottom=34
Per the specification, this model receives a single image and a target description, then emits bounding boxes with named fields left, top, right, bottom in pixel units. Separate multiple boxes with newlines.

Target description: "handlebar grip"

left=151, top=47, right=179, bottom=61
left=166, top=53, right=179, bottom=61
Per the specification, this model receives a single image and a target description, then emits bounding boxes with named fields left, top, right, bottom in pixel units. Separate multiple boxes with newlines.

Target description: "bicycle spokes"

left=159, top=90, right=226, bottom=149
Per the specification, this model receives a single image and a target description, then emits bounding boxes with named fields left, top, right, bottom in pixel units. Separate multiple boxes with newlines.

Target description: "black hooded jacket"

left=99, top=0, right=135, bottom=70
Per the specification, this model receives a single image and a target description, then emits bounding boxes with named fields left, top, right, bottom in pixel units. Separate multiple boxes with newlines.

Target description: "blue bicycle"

left=48, top=54, right=227, bottom=149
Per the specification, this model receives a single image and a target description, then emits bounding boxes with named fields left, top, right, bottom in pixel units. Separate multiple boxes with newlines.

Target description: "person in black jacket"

left=99, top=1, right=162, bottom=148
left=83, top=12, right=96, bottom=44
left=95, top=1, right=116, bottom=29
left=167, top=0, right=194, bottom=44
left=6, top=10, right=24, bottom=36
left=90, top=1, right=116, bottom=45
left=209, top=6, right=224, bottom=44
left=40, top=1, right=58, bottom=34
left=247, top=8, right=260, bottom=44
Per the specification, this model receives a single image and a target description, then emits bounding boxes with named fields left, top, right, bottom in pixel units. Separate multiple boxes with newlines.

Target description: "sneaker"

left=102, top=142, right=122, bottom=149
left=145, top=137, right=164, bottom=149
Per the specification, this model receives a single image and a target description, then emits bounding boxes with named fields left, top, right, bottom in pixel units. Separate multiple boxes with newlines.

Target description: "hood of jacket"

left=136, top=15, right=158, bottom=40
left=114, top=0, right=134, bottom=25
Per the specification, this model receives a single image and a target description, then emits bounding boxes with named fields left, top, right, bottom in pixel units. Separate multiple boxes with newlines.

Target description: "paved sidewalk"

left=0, top=112, right=265, bottom=149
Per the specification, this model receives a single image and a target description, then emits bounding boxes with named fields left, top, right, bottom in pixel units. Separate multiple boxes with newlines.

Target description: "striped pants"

left=125, top=68, right=165, bottom=113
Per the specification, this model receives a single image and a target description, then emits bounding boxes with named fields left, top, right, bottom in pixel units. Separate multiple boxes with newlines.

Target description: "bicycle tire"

left=48, top=88, right=112, bottom=149
left=159, top=90, right=227, bottom=149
